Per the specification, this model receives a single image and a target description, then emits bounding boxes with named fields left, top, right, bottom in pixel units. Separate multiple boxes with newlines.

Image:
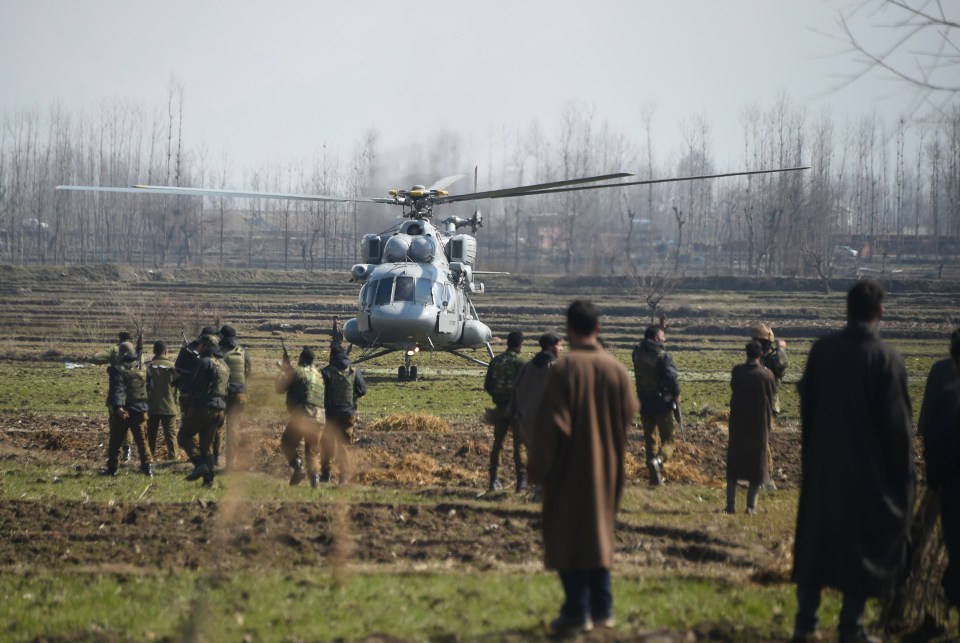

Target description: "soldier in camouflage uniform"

left=320, top=330, right=367, bottom=484
left=178, top=334, right=228, bottom=487
left=276, top=347, right=325, bottom=488
left=217, top=325, right=251, bottom=470
left=632, top=325, right=681, bottom=486
left=750, top=323, right=788, bottom=490
left=93, top=331, right=135, bottom=462
left=99, top=342, right=154, bottom=477
left=484, top=331, right=527, bottom=492
left=146, top=341, right=180, bottom=460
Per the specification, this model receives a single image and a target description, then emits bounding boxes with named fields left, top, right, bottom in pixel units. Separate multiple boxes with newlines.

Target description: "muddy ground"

left=0, top=411, right=803, bottom=579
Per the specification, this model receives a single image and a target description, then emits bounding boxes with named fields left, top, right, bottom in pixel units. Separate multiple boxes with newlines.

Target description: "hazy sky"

left=0, top=0, right=946, bottom=181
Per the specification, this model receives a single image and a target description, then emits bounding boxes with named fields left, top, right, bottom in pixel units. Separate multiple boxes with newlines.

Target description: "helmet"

left=749, top=323, right=774, bottom=342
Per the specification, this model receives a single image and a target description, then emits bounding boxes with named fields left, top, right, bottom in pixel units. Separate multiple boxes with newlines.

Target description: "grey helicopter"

left=57, top=165, right=808, bottom=381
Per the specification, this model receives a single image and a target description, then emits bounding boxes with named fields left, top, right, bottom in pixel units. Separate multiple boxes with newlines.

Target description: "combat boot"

left=201, top=467, right=215, bottom=487
left=185, top=463, right=210, bottom=482
left=289, top=458, right=305, bottom=486
left=98, top=467, right=117, bottom=477
left=515, top=472, right=527, bottom=493
left=647, top=457, right=664, bottom=486
left=310, top=474, right=321, bottom=488
left=140, top=463, right=154, bottom=478
left=488, top=476, right=503, bottom=491
left=319, top=468, right=331, bottom=483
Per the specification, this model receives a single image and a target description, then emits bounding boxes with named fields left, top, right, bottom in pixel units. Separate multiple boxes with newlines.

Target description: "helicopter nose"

left=368, top=304, right=436, bottom=343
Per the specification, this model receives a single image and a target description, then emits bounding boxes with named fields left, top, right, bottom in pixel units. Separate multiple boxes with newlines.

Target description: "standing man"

left=217, top=324, right=251, bottom=470
left=99, top=342, right=154, bottom=477
left=917, top=328, right=960, bottom=437
left=276, top=347, right=325, bottom=488
left=632, top=325, right=681, bottom=486
left=146, top=341, right=180, bottom=461
left=529, top=300, right=638, bottom=634
left=484, top=331, right=527, bottom=492
left=791, top=280, right=915, bottom=643
left=752, top=322, right=788, bottom=490
left=725, top=341, right=776, bottom=515
left=178, top=334, right=228, bottom=487
left=93, top=330, right=135, bottom=462
left=922, top=332, right=960, bottom=622
left=510, top=331, right=563, bottom=500
left=320, top=335, right=366, bottom=484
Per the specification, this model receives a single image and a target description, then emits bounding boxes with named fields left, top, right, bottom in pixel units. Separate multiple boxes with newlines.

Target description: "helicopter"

left=56, top=165, right=808, bottom=381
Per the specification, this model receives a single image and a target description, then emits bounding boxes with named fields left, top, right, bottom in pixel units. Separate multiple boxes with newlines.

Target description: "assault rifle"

left=278, top=335, right=291, bottom=369
left=673, top=401, right=685, bottom=440
left=135, top=325, right=145, bottom=366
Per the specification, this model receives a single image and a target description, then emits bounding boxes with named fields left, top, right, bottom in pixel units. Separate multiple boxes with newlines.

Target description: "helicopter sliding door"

left=436, top=282, right=458, bottom=334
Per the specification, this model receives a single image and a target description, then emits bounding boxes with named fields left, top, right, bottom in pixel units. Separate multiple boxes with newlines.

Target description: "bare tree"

left=835, top=1, right=960, bottom=110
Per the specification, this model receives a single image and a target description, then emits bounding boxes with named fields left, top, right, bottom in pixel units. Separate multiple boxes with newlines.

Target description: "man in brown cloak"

left=529, top=300, right=639, bottom=635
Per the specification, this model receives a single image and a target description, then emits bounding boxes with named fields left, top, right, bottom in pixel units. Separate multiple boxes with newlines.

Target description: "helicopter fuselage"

left=342, top=218, right=492, bottom=368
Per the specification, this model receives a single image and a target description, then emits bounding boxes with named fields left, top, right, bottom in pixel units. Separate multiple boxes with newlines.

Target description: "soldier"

left=177, top=334, right=228, bottom=487
left=632, top=325, right=681, bottom=486
left=93, top=330, right=135, bottom=462
left=511, top=331, right=563, bottom=501
left=276, top=347, right=325, bottom=488
left=750, top=323, right=788, bottom=491
left=146, top=341, right=180, bottom=460
left=529, top=301, right=638, bottom=635
left=99, top=342, right=154, bottom=477
left=725, top=341, right=776, bottom=514
left=320, top=326, right=366, bottom=484
left=484, top=331, right=527, bottom=492
left=791, top=280, right=915, bottom=643
left=217, top=324, right=252, bottom=469
left=917, top=328, right=960, bottom=437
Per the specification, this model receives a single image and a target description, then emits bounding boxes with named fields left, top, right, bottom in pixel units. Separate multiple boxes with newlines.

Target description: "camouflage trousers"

left=147, top=414, right=178, bottom=460
left=322, top=412, right=354, bottom=482
left=106, top=409, right=152, bottom=470
left=214, top=392, right=246, bottom=469
left=489, top=403, right=525, bottom=481
left=178, top=407, right=225, bottom=470
left=281, top=410, right=322, bottom=475
left=641, top=411, right=676, bottom=463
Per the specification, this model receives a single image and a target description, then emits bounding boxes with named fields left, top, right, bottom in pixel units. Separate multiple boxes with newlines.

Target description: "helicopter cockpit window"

left=394, top=276, right=415, bottom=302
left=415, top=278, right=432, bottom=304
left=358, top=283, right=368, bottom=307
left=365, top=280, right=377, bottom=307
left=375, top=278, right=393, bottom=306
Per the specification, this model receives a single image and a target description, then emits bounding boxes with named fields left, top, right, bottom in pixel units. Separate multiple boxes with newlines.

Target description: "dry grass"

left=354, top=448, right=481, bottom=486
left=366, top=413, right=451, bottom=433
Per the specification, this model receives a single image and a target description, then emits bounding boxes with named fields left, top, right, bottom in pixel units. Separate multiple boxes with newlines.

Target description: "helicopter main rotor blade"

left=436, top=171, right=635, bottom=204
left=427, top=174, right=465, bottom=191
left=517, top=166, right=811, bottom=197
left=55, top=184, right=373, bottom=204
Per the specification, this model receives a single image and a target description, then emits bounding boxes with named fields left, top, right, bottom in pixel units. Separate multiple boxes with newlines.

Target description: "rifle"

left=135, top=325, right=145, bottom=367
left=279, top=335, right=290, bottom=369
left=673, top=401, right=685, bottom=440
left=180, top=327, right=189, bottom=346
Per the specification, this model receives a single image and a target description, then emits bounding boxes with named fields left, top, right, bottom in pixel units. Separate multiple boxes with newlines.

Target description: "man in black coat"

left=791, top=280, right=915, bottom=643
left=922, top=333, right=960, bottom=617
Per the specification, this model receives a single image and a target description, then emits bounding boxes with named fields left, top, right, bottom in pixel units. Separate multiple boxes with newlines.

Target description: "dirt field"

left=0, top=410, right=802, bottom=576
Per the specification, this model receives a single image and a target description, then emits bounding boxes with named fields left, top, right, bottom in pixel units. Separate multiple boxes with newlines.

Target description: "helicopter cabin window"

left=415, top=278, right=432, bottom=304
left=394, top=276, right=415, bottom=302
left=375, top=278, right=393, bottom=306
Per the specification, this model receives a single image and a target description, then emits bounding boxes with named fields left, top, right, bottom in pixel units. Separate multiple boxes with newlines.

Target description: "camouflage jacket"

left=484, top=349, right=526, bottom=406
left=760, top=345, right=788, bottom=389
left=147, top=355, right=180, bottom=416
left=631, top=338, right=680, bottom=416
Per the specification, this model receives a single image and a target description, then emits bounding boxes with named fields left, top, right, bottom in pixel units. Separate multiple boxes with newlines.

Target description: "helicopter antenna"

left=471, top=165, right=482, bottom=233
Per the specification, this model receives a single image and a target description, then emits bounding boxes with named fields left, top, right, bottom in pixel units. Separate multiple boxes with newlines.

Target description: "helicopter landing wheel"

left=397, top=366, right=408, bottom=382
left=409, top=365, right=418, bottom=382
